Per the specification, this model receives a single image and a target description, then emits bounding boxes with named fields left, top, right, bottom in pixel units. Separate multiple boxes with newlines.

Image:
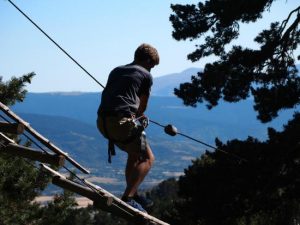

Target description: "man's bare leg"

left=122, top=145, right=155, bottom=198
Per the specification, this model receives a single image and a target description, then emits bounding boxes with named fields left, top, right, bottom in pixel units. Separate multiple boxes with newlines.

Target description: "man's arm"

left=136, top=94, right=149, bottom=117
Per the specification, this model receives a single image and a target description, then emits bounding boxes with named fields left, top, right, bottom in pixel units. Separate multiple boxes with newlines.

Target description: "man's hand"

left=134, top=114, right=149, bottom=129
left=139, top=115, right=149, bottom=129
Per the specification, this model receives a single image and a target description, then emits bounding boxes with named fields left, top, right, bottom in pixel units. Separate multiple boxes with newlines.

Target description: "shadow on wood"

left=0, top=121, right=24, bottom=134
left=1, top=143, right=65, bottom=167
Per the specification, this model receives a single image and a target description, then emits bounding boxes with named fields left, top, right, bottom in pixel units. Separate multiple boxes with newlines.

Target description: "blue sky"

left=1, top=0, right=299, bottom=92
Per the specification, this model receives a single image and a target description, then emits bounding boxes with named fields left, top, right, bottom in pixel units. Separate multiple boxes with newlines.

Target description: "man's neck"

left=133, top=60, right=152, bottom=72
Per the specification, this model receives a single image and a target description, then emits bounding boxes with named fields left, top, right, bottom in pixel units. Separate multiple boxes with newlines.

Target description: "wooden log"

left=83, top=179, right=114, bottom=205
left=0, top=121, right=25, bottom=134
left=0, top=101, right=90, bottom=174
left=41, top=164, right=169, bottom=225
left=52, top=176, right=135, bottom=221
left=41, top=164, right=114, bottom=207
left=83, top=180, right=170, bottom=225
left=0, top=132, right=15, bottom=146
left=40, top=163, right=64, bottom=178
left=1, top=143, right=65, bottom=167
left=53, top=175, right=100, bottom=201
left=42, top=164, right=134, bottom=221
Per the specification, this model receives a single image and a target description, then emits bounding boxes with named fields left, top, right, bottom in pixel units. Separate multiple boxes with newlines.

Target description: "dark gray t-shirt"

left=98, top=64, right=153, bottom=115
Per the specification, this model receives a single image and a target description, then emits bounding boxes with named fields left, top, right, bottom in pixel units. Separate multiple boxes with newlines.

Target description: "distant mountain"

left=152, top=68, right=201, bottom=96
left=152, top=65, right=300, bottom=96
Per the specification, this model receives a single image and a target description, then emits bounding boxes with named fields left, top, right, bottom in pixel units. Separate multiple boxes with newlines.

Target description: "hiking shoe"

left=134, top=194, right=154, bottom=209
left=126, top=199, right=147, bottom=213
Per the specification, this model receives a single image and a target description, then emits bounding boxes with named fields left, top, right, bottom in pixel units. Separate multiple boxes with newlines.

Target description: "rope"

left=6, top=0, right=247, bottom=162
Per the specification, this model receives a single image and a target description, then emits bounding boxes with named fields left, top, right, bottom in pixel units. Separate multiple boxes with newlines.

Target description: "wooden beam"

left=0, top=101, right=90, bottom=174
left=0, top=132, right=15, bottom=145
left=52, top=176, right=141, bottom=222
left=86, top=179, right=170, bottom=225
left=1, top=143, right=65, bottom=167
left=41, top=164, right=113, bottom=206
left=67, top=177, right=169, bottom=224
left=41, top=163, right=65, bottom=178
left=52, top=176, right=119, bottom=209
left=0, top=121, right=24, bottom=134
left=53, top=176, right=102, bottom=202
left=41, top=164, right=169, bottom=225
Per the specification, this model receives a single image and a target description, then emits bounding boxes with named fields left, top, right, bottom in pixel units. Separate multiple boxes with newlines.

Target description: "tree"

left=0, top=73, right=51, bottom=225
left=0, top=72, right=35, bottom=106
left=39, top=186, right=89, bottom=225
left=147, top=178, right=179, bottom=220
left=167, top=1, right=300, bottom=224
left=165, top=113, right=300, bottom=225
left=170, top=1, right=300, bottom=122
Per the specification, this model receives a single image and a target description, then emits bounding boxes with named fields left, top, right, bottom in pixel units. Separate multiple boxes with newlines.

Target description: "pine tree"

left=170, top=1, right=300, bottom=122
left=165, top=113, right=300, bottom=225
left=166, top=1, right=300, bottom=224
left=0, top=73, right=50, bottom=225
left=0, top=73, right=35, bottom=106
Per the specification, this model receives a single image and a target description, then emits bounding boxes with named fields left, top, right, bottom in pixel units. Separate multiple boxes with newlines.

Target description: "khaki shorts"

left=97, top=115, right=148, bottom=155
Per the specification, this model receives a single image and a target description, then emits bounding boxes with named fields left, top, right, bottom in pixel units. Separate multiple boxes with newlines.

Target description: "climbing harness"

left=99, top=111, right=149, bottom=163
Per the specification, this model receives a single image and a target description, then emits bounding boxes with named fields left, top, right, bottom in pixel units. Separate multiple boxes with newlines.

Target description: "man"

left=97, top=43, right=159, bottom=212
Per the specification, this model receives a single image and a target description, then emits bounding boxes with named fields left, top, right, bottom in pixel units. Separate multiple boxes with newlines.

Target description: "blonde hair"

left=134, top=43, right=159, bottom=65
